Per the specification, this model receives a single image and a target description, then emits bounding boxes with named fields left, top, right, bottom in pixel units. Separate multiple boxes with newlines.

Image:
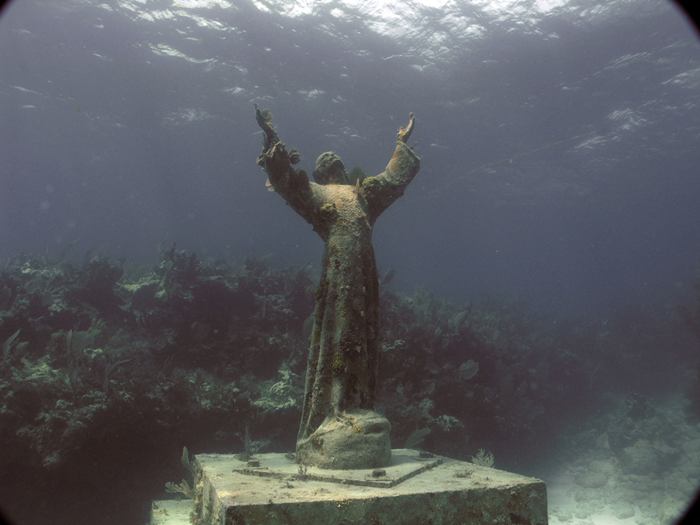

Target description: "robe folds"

left=260, top=140, right=420, bottom=446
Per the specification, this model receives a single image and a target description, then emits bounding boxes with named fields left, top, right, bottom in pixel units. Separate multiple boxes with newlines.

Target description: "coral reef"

left=0, top=251, right=696, bottom=524
left=0, top=251, right=309, bottom=524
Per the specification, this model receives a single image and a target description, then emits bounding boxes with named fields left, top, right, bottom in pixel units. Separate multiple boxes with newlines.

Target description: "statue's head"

left=313, top=151, right=349, bottom=185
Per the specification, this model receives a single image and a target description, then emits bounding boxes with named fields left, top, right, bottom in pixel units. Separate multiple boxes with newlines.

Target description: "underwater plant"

left=470, top=448, right=496, bottom=468
left=1, top=251, right=685, bottom=523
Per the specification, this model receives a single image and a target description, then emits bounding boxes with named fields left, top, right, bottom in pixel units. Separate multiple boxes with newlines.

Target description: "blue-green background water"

left=2, top=0, right=699, bottom=318
left=1, top=2, right=700, bottom=524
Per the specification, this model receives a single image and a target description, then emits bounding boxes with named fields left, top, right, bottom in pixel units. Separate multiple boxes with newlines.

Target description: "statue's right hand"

left=255, top=104, right=278, bottom=148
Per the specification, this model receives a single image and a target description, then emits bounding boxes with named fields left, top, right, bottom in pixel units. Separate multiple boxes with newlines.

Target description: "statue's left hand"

left=397, top=112, right=415, bottom=143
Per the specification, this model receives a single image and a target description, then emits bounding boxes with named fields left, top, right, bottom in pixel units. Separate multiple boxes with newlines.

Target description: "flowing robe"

left=259, top=140, right=420, bottom=451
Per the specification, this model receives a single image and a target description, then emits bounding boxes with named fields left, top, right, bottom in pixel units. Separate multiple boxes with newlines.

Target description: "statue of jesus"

left=255, top=107, right=420, bottom=469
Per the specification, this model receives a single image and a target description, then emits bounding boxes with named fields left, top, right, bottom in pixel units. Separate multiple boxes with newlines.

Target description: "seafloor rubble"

left=548, top=396, right=700, bottom=525
left=0, top=249, right=698, bottom=525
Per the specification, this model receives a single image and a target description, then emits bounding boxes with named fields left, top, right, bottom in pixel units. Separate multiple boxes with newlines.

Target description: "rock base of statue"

left=296, top=409, right=391, bottom=469
left=149, top=449, right=548, bottom=525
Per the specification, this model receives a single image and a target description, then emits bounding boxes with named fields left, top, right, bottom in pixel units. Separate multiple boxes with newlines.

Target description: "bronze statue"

left=255, top=107, right=420, bottom=469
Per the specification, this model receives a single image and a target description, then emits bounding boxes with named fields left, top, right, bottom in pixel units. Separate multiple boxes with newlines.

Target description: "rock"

left=620, top=439, right=661, bottom=475
left=555, top=508, right=573, bottom=522
left=681, top=436, right=700, bottom=456
left=573, top=460, right=611, bottom=489
left=296, top=409, right=391, bottom=469
left=574, top=470, right=608, bottom=489
left=657, top=496, right=685, bottom=524
left=614, top=503, right=635, bottom=519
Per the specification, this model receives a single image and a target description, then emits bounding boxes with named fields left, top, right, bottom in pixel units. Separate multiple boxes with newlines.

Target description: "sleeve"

left=258, top=140, right=324, bottom=232
left=360, top=141, right=421, bottom=223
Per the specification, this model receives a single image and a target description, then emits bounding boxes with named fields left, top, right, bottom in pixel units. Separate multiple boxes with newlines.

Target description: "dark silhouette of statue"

left=255, top=106, right=420, bottom=469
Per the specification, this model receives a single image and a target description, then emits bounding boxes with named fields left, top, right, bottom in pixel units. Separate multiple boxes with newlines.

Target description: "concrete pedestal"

left=183, top=449, right=547, bottom=525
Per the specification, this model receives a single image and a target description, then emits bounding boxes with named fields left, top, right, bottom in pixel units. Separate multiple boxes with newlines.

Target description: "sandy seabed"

left=547, top=397, right=700, bottom=525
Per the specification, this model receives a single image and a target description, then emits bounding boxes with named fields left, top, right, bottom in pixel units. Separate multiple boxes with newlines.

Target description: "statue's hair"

left=313, top=151, right=348, bottom=184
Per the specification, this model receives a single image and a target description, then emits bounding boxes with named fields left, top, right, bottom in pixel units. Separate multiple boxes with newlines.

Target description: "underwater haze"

left=1, top=1, right=700, bottom=524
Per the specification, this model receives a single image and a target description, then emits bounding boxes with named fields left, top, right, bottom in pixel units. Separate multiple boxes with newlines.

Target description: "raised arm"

left=255, top=105, right=320, bottom=227
left=360, top=113, right=421, bottom=223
